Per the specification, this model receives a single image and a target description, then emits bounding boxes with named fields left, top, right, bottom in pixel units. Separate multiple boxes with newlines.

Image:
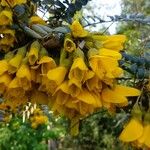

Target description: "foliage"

left=0, top=116, right=57, bottom=150
left=60, top=110, right=133, bottom=150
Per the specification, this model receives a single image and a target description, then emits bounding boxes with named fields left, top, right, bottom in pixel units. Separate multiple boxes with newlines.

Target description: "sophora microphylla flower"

left=70, top=20, right=88, bottom=38
left=0, top=9, right=12, bottom=25
left=29, top=16, right=46, bottom=25
left=1, top=0, right=27, bottom=7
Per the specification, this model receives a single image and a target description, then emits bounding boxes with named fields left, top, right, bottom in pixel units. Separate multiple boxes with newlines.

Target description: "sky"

left=38, top=0, right=122, bottom=34
left=83, top=0, right=122, bottom=34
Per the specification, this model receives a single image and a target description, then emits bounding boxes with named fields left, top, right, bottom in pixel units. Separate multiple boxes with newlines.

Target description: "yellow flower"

left=30, top=90, right=49, bottom=105
left=38, top=56, right=56, bottom=74
left=89, top=55, right=123, bottom=79
left=78, top=102, right=94, bottom=115
left=0, top=60, right=8, bottom=75
left=101, top=85, right=140, bottom=105
left=0, top=9, right=13, bottom=25
left=4, top=96, right=28, bottom=111
left=28, top=41, right=40, bottom=65
left=38, top=75, right=49, bottom=92
left=29, top=16, right=46, bottom=25
left=137, top=124, right=150, bottom=146
left=16, top=64, right=31, bottom=90
left=0, top=73, right=12, bottom=94
left=69, top=57, right=88, bottom=82
left=85, top=71, right=102, bottom=92
left=6, top=77, right=25, bottom=98
left=113, top=85, right=141, bottom=96
left=99, top=48, right=122, bottom=60
left=55, top=91, right=70, bottom=105
left=0, top=34, right=15, bottom=47
left=0, top=29, right=15, bottom=50
left=30, top=68, right=42, bottom=83
left=68, top=78, right=82, bottom=97
left=47, top=66, right=67, bottom=94
left=77, top=88, right=100, bottom=107
left=92, top=35, right=126, bottom=51
left=89, top=55, right=105, bottom=79
left=144, top=126, right=150, bottom=147
left=119, top=118, right=143, bottom=142
left=1, top=0, right=27, bottom=7
left=64, top=37, right=76, bottom=52
left=8, top=46, right=26, bottom=73
left=54, top=80, right=70, bottom=95
left=0, top=28, right=15, bottom=37
left=70, top=20, right=88, bottom=38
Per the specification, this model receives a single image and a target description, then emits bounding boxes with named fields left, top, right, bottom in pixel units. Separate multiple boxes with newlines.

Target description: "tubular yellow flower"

left=89, top=55, right=123, bottom=79
left=0, top=29, right=15, bottom=50
left=102, top=85, right=140, bottom=105
left=47, top=66, right=67, bottom=94
left=68, top=78, right=82, bottom=97
left=92, top=35, right=126, bottom=51
left=8, top=46, right=26, bottom=73
left=0, top=60, right=8, bottom=75
left=0, top=34, right=15, bottom=47
left=85, top=71, right=102, bottom=92
left=16, top=64, right=31, bottom=90
left=65, top=98, right=78, bottom=110
left=30, top=68, right=42, bottom=83
left=55, top=91, right=70, bottom=105
left=64, top=37, right=76, bottom=52
left=99, top=48, right=122, bottom=60
left=102, top=87, right=128, bottom=104
left=29, top=16, right=46, bottom=25
left=0, top=73, right=12, bottom=94
left=119, top=118, right=143, bottom=142
left=77, top=88, right=100, bottom=106
left=144, top=127, right=150, bottom=147
left=69, top=57, right=88, bottom=82
left=1, top=0, right=27, bottom=7
left=91, top=92, right=102, bottom=108
left=113, top=85, right=141, bottom=96
left=3, top=96, right=28, bottom=111
left=28, top=41, right=40, bottom=65
left=101, top=55, right=122, bottom=79
left=54, top=80, right=70, bottom=95
left=138, top=124, right=150, bottom=146
left=6, top=77, right=25, bottom=99
left=0, top=9, right=13, bottom=25
left=38, top=56, right=56, bottom=74
left=70, top=20, right=88, bottom=38
left=89, top=55, right=105, bottom=79
left=78, top=102, right=94, bottom=115
left=38, top=75, right=49, bottom=92
left=30, top=90, right=49, bottom=105
left=0, top=28, right=15, bottom=37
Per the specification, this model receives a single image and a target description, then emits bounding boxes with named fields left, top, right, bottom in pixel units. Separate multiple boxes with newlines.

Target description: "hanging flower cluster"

left=0, top=0, right=141, bottom=136
left=0, top=0, right=46, bottom=52
left=0, top=19, right=140, bottom=135
left=119, top=82, right=150, bottom=149
left=119, top=103, right=150, bottom=149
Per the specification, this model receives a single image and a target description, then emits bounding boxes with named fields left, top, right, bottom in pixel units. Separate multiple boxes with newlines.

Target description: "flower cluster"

left=0, top=40, right=56, bottom=111
left=30, top=108, right=48, bottom=129
left=0, top=0, right=46, bottom=52
left=0, top=19, right=141, bottom=135
left=119, top=104, right=150, bottom=149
